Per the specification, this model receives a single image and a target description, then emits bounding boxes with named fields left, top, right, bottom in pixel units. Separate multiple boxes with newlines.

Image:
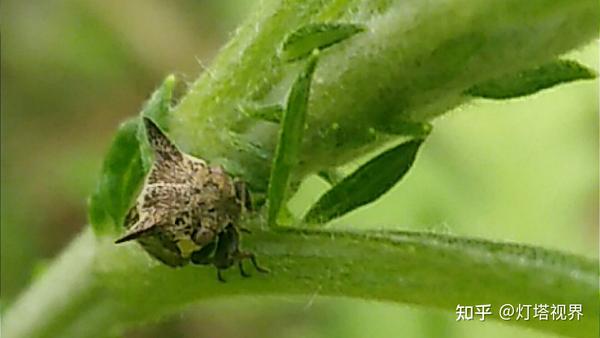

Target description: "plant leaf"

left=377, top=121, right=433, bottom=137
left=137, top=74, right=177, bottom=170
left=317, top=169, right=344, bottom=186
left=89, top=75, right=176, bottom=234
left=268, top=53, right=319, bottom=227
left=305, top=139, right=425, bottom=224
left=281, top=23, right=365, bottom=61
left=88, top=119, right=145, bottom=234
left=239, top=103, right=284, bottom=123
left=141, top=74, right=176, bottom=126
left=466, top=60, right=596, bottom=99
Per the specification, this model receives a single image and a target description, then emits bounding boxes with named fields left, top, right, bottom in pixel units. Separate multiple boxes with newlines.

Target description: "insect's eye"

left=175, top=217, right=185, bottom=225
left=207, top=207, right=216, bottom=213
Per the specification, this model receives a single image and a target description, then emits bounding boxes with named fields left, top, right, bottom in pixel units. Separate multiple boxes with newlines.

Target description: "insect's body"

left=116, top=118, right=266, bottom=280
left=123, top=162, right=240, bottom=266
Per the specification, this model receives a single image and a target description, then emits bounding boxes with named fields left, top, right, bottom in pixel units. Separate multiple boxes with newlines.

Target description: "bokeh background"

left=1, top=1, right=598, bottom=337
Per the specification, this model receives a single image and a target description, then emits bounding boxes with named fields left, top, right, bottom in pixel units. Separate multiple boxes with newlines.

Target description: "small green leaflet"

left=239, top=103, right=284, bottom=123
left=466, top=59, right=596, bottom=99
left=281, top=23, right=365, bottom=61
left=267, top=53, right=319, bottom=227
left=88, top=75, right=176, bottom=234
left=317, top=169, right=344, bottom=186
left=138, top=75, right=177, bottom=170
left=141, top=74, right=176, bottom=127
left=88, top=119, right=145, bottom=233
left=377, top=121, right=433, bottom=137
left=305, top=139, right=425, bottom=224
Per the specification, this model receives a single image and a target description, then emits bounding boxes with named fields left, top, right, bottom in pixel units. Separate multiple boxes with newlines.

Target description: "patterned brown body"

left=116, top=118, right=267, bottom=281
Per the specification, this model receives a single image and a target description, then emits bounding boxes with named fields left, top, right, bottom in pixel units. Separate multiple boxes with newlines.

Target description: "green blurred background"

left=1, top=1, right=597, bottom=337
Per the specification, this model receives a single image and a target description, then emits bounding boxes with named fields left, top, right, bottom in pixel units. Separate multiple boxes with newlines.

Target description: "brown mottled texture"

left=116, top=118, right=267, bottom=279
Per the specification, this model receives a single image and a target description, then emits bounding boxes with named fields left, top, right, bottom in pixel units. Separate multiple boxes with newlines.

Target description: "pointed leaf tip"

left=267, top=54, right=320, bottom=227
left=88, top=119, right=146, bottom=234
left=305, top=138, right=425, bottom=224
left=89, top=76, right=177, bottom=235
left=281, top=23, right=365, bottom=61
left=466, top=59, right=596, bottom=99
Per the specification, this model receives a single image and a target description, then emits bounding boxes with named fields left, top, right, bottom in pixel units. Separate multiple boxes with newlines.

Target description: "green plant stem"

left=2, top=230, right=109, bottom=338
left=4, top=226, right=598, bottom=338
left=170, top=0, right=598, bottom=190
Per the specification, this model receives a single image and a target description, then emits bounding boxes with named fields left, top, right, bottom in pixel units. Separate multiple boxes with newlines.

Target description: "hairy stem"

left=171, top=0, right=598, bottom=189
left=4, top=226, right=597, bottom=338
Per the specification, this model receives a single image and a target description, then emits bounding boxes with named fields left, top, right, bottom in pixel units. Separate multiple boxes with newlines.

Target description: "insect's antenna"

left=115, top=216, right=156, bottom=244
left=143, top=117, right=182, bottom=162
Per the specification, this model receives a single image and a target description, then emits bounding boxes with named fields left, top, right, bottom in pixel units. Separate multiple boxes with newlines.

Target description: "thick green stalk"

left=4, top=226, right=597, bottom=338
left=170, top=0, right=598, bottom=189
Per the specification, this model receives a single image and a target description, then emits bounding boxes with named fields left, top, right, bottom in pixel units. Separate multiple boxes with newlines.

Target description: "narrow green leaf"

left=141, top=74, right=176, bottom=126
left=137, top=74, right=177, bottom=170
left=466, top=60, right=596, bottom=99
left=239, top=103, right=284, bottom=123
left=89, top=75, right=176, bottom=234
left=229, top=132, right=271, bottom=161
left=268, top=53, right=319, bottom=227
left=377, top=121, right=433, bottom=137
left=317, top=169, right=344, bottom=186
left=88, top=119, right=145, bottom=234
left=281, top=23, right=365, bottom=61
left=305, top=139, right=424, bottom=224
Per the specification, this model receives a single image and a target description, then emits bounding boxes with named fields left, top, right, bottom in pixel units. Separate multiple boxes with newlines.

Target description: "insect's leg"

left=239, top=227, right=251, bottom=234
left=213, top=224, right=269, bottom=278
left=233, top=251, right=269, bottom=274
left=226, top=224, right=269, bottom=274
left=217, top=269, right=226, bottom=283
left=238, top=261, right=250, bottom=278
left=212, top=225, right=236, bottom=270
left=190, top=241, right=216, bottom=265
left=234, top=180, right=253, bottom=212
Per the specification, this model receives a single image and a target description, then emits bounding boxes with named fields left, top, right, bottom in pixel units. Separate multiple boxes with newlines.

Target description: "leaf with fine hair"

left=140, top=74, right=176, bottom=127
left=137, top=75, right=177, bottom=170
left=280, top=23, right=365, bottom=61
left=239, top=103, right=284, bottom=123
left=88, top=119, right=145, bottom=234
left=88, top=75, right=176, bottom=234
left=376, top=121, right=433, bottom=137
left=466, top=59, right=596, bottom=99
left=268, top=53, right=319, bottom=227
left=305, top=139, right=425, bottom=224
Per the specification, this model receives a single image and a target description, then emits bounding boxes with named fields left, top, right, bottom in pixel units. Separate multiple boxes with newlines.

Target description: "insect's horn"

left=143, top=117, right=181, bottom=161
left=114, top=229, right=145, bottom=244
left=114, top=217, right=155, bottom=244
